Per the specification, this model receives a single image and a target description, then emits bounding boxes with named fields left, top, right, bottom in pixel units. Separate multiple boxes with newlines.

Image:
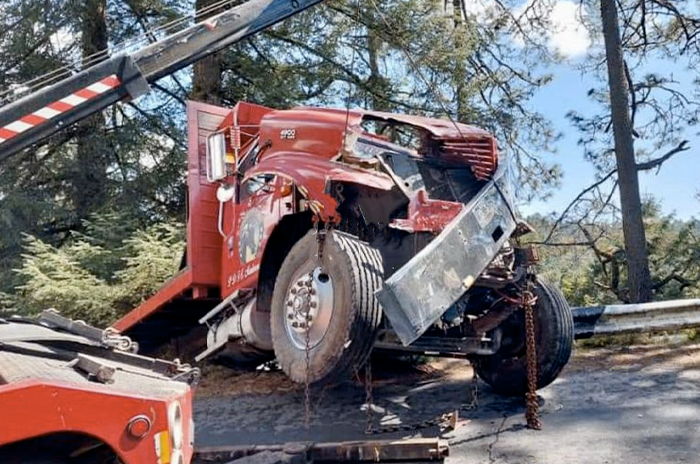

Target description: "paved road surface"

left=194, top=343, right=700, bottom=463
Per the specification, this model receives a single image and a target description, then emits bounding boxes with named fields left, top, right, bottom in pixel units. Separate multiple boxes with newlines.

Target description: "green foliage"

left=115, top=223, right=186, bottom=309
left=0, top=0, right=187, bottom=299
left=528, top=200, right=700, bottom=306
left=8, top=219, right=184, bottom=326
left=0, top=0, right=562, bottom=324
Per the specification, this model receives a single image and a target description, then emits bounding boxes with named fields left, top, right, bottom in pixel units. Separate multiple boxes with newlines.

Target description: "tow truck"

left=0, top=1, right=575, bottom=459
left=0, top=310, right=199, bottom=464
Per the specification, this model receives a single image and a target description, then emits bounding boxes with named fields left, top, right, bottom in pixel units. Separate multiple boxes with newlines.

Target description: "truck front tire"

left=270, top=230, right=383, bottom=385
left=474, top=279, right=573, bottom=395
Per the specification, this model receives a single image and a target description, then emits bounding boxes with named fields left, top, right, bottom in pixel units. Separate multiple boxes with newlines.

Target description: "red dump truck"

left=111, top=100, right=573, bottom=394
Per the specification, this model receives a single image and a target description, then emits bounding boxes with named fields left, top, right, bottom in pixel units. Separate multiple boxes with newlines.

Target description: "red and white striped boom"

left=0, top=0, right=324, bottom=161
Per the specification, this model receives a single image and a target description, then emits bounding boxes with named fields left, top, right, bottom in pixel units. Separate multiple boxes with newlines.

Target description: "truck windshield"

left=361, top=117, right=423, bottom=152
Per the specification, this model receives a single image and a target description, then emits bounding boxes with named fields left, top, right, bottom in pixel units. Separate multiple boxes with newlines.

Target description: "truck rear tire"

left=270, top=230, right=383, bottom=385
left=474, top=279, right=573, bottom=395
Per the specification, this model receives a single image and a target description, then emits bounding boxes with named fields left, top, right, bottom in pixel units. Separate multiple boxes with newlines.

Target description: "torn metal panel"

left=390, top=189, right=463, bottom=234
left=377, top=167, right=518, bottom=346
left=243, top=151, right=395, bottom=222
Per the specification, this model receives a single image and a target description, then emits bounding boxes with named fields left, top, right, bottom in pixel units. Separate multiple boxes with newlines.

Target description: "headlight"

left=168, top=401, right=183, bottom=450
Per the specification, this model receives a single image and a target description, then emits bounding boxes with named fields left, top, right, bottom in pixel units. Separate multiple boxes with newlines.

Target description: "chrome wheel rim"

left=283, top=266, right=334, bottom=350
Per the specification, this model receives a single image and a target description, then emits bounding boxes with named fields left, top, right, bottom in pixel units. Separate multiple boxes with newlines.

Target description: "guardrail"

left=572, top=299, right=700, bottom=339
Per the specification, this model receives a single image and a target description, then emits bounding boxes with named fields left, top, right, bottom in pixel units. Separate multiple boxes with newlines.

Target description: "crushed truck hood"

left=296, top=106, right=492, bottom=139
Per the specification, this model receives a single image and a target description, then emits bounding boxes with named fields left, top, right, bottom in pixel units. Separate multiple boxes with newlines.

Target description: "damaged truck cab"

left=114, top=101, right=573, bottom=394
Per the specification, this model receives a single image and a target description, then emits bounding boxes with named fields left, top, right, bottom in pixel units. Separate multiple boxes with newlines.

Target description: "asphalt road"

left=194, top=343, right=700, bottom=463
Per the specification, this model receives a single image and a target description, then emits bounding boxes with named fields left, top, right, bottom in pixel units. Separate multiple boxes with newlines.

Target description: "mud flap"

left=376, top=168, right=517, bottom=346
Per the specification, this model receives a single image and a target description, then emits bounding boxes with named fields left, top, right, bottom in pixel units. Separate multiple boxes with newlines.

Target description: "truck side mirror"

left=206, top=132, right=227, bottom=182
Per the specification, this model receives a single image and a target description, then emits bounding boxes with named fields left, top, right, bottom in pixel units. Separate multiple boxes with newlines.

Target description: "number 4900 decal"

left=279, top=129, right=296, bottom=139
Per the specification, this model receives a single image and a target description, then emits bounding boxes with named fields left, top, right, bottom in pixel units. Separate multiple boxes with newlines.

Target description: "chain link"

left=303, top=221, right=330, bottom=430
left=304, top=280, right=312, bottom=430
left=364, top=358, right=375, bottom=434
left=523, top=279, right=542, bottom=430
left=365, top=362, right=480, bottom=435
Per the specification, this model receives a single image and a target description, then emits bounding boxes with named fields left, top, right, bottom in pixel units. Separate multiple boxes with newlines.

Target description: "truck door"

left=221, top=173, right=280, bottom=295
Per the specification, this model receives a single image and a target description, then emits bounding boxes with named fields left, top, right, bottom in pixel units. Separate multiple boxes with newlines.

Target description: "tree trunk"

left=74, top=0, right=109, bottom=221
left=599, top=0, right=653, bottom=302
left=191, top=0, right=223, bottom=104
left=366, top=29, right=388, bottom=111
left=452, top=0, right=468, bottom=121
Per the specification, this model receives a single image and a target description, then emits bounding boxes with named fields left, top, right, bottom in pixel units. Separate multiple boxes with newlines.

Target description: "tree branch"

left=636, top=140, right=689, bottom=172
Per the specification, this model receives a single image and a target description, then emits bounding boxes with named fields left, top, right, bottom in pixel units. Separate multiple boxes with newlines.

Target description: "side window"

left=240, top=174, right=275, bottom=202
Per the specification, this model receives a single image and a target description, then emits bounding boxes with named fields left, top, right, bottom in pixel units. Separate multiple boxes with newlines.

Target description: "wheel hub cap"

left=284, top=267, right=334, bottom=350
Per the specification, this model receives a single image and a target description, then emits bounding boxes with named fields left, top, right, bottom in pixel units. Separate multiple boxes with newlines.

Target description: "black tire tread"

left=474, top=278, right=573, bottom=395
left=271, top=230, right=383, bottom=385
left=535, top=279, right=574, bottom=388
left=327, top=231, right=383, bottom=381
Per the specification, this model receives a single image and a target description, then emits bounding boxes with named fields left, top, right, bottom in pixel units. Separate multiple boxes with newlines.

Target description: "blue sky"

left=479, top=0, right=700, bottom=221
left=522, top=64, right=700, bottom=221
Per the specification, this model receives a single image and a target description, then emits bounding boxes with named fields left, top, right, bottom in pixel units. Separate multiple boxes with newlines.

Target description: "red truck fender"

left=243, top=151, right=396, bottom=222
left=0, top=379, right=193, bottom=464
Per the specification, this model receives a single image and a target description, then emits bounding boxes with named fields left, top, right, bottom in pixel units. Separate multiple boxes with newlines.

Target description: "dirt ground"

left=194, top=343, right=700, bottom=463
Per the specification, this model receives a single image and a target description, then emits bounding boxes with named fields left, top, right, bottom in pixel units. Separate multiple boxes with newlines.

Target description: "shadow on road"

left=194, top=344, right=700, bottom=463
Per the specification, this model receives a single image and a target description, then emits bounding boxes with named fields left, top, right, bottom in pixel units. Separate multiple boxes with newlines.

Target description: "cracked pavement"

left=194, top=343, right=700, bottom=463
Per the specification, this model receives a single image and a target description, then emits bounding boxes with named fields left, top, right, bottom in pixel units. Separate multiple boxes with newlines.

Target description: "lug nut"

left=287, top=313, right=294, bottom=319
left=309, top=302, right=317, bottom=308
left=292, top=321, right=299, bottom=328
left=287, top=300, right=293, bottom=307
left=297, top=281, right=304, bottom=287
left=309, top=289, right=316, bottom=295
left=306, top=314, right=313, bottom=321
left=291, top=288, right=297, bottom=294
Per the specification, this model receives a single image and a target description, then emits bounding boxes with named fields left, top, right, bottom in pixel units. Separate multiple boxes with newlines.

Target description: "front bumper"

left=376, top=166, right=518, bottom=345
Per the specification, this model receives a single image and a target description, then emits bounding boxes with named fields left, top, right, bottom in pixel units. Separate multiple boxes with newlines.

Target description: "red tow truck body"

left=0, top=311, right=198, bottom=464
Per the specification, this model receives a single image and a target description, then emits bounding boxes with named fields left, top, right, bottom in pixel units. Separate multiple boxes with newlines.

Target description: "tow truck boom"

left=0, top=0, right=323, bottom=161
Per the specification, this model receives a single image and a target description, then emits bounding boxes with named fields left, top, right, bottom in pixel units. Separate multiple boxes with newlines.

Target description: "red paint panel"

left=390, top=190, right=463, bottom=233
left=186, top=101, right=230, bottom=287
left=20, top=114, right=46, bottom=126
left=0, top=380, right=193, bottom=464
left=48, top=100, right=73, bottom=112
left=74, top=87, right=99, bottom=100
left=100, top=75, right=122, bottom=88
left=0, top=128, right=17, bottom=140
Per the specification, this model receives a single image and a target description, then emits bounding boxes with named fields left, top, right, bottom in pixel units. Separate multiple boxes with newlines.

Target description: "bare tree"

left=599, top=0, right=652, bottom=302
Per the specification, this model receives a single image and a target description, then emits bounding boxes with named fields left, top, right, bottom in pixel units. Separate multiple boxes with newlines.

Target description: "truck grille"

left=438, top=136, right=498, bottom=181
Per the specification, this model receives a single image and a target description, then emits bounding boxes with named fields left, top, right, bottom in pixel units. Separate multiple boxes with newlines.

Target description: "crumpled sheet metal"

left=376, top=167, right=517, bottom=346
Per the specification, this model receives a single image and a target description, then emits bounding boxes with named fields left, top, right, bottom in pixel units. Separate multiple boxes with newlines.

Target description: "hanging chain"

left=365, top=360, right=480, bottom=435
left=304, top=280, right=312, bottom=430
left=304, top=221, right=330, bottom=430
left=364, top=357, right=375, bottom=434
left=523, top=277, right=542, bottom=430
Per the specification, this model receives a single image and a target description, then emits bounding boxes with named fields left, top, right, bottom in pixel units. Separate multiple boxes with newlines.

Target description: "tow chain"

left=364, top=358, right=374, bottom=434
left=364, top=364, right=479, bottom=435
left=303, top=275, right=312, bottom=430
left=304, top=221, right=329, bottom=430
left=523, top=279, right=542, bottom=430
